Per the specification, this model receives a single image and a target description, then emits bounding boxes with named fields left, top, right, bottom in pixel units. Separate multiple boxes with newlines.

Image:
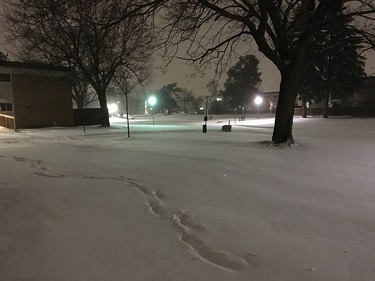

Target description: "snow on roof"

left=0, top=60, right=71, bottom=77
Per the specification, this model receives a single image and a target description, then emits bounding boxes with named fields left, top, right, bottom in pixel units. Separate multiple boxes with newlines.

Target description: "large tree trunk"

left=97, top=90, right=110, bottom=126
left=272, top=73, right=298, bottom=144
left=271, top=27, right=314, bottom=144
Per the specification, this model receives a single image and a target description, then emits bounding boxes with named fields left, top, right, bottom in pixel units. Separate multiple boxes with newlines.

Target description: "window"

left=0, top=103, right=13, bottom=111
left=0, top=73, right=11, bottom=82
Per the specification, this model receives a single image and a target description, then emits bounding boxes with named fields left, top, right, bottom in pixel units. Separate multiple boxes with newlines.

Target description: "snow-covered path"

left=1, top=116, right=375, bottom=280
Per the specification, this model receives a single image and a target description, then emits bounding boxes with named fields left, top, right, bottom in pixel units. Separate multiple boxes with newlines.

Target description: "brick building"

left=0, top=61, right=73, bottom=129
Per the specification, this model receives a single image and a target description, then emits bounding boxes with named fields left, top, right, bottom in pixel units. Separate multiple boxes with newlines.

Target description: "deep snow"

left=1, top=115, right=375, bottom=281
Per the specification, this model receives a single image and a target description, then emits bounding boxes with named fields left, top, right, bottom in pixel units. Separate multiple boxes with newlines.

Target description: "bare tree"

left=70, top=69, right=97, bottom=109
left=161, top=0, right=375, bottom=144
left=4, top=0, right=162, bottom=126
left=114, top=61, right=152, bottom=137
left=206, top=79, right=220, bottom=96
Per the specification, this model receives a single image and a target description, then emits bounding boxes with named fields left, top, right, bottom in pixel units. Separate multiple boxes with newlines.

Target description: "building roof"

left=362, top=75, right=375, bottom=81
left=0, top=60, right=70, bottom=72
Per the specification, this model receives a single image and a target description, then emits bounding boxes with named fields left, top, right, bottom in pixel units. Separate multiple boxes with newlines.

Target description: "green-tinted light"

left=148, top=96, right=157, bottom=106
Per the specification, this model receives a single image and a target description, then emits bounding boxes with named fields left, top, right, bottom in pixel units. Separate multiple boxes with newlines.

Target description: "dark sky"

left=150, top=52, right=281, bottom=96
left=1, top=11, right=373, bottom=98
left=152, top=50, right=375, bottom=96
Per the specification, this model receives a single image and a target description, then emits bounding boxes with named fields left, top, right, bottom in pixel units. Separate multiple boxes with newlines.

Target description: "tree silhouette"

left=299, top=12, right=366, bottom=118
left=162, top=0, right=375, bottom=143
left=222, top=55, right=262, bottom=109
left=155, top=83, right=181, bottom=114
left=5, top=0, right=160, bottom=126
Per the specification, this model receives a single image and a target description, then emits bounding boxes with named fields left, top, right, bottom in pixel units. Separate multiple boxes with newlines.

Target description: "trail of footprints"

left=4, top=155, right=255, bottom=272
left=12, top=156, right=65, bottom=178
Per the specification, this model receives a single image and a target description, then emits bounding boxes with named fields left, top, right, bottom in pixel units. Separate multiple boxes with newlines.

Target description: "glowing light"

left=108, top=103, right=118, bottom=115
left=148, top=96, right=157, bottom=107
left=254, top=96, right=263, bottom=105
left=254, top=96, right=263, bottom=119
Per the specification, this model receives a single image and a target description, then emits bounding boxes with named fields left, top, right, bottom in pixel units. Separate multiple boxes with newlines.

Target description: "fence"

left=294, top=107, right=375, bottom=117
left=0, top=113, right=16, bottom=130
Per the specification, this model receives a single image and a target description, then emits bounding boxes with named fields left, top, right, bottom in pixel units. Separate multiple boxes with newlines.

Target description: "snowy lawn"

left=1, top=115, right=375, bottom=281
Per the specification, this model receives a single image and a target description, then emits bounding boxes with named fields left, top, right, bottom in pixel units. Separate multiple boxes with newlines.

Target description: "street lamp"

left=254, top=96, right=263, bottom=119
left=147, top=96, right=157, bottom=125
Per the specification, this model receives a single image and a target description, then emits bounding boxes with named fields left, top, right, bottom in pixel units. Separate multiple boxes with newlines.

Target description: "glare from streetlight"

left=107, top=103, right=118, bottom=115
left=254, top=96, right=263, bottom=105
left=148, top=96, right=157, bottom=107
left=147, top=96, right=157, bottom=126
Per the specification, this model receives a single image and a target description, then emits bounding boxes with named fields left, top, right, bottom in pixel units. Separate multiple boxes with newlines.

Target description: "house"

left=0, top=61, right=74, bottom=130
left=172, top=92, right=198, bottom=113
left=294, top=76, right=375, bottom=117
left=259, top=91, right=279, bottom=113
left=198, top=95, right=224, bottom=113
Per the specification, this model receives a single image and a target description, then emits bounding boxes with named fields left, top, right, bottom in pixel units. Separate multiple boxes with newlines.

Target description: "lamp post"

left=254, top=96, right=263, bottom=119
left=147, top=96, right=157, bottom=125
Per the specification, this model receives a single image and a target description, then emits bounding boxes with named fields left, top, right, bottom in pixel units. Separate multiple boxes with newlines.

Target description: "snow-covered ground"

left=1, top=115, right=375, bottom=281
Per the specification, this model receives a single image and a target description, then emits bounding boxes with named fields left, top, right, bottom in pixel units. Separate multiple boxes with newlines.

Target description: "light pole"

left=254, top=96, right=263, bottom=119
left=147, top=96, right=157, bottom=125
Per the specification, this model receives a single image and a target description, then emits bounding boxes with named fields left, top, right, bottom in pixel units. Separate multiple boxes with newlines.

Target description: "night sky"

left=1, top=8, right=373, bottom=98
left=1, top=30, right=374, bottom=97
left=152, top=49, right=375, bottom=97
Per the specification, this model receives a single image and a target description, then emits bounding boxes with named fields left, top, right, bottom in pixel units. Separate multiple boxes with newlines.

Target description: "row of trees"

left=2, top=0, right=374, bottom=143
left=161, top=0, right=374, bottom=143
left=210, top=40, right=365, bottom=115
left=4, top=0, right=163, bottom=126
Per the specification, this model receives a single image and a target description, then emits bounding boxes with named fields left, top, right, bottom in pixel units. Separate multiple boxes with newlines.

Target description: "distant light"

left=199, top=107, right=204, bottom=110
left=254, top=96, right=263, bottom=105
left=108, top=103, right=118, bottom=114
left=216, top=97, right=222, bottom=101
left=148, top=96, right=157, bottom=106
